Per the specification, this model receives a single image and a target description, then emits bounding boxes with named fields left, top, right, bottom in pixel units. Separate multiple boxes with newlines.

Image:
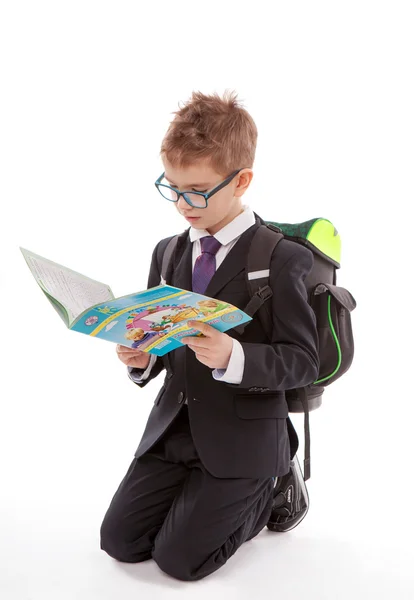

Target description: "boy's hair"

left=160, top=89, right=258, bottom=177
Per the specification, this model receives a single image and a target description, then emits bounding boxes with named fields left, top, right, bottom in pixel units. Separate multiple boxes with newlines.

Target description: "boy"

left=100, top=90, right=319, bottom=581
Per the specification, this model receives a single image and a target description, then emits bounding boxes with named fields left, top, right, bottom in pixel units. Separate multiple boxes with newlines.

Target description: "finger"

left=193, top=352, right=213, bottom=367
left=192, top=348, right=210, bottom=359
left=182, top=336, right=211, bottom=349
left=117, top=344, right=143, bottom=354
left=126, top=358, right=146, bottom=367
left=187, top=320, right=214, bottom=337
left=186, top=341, right=211, bottom=355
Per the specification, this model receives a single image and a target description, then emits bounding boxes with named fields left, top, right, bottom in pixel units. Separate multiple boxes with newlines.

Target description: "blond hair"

left=125, top=328, right=144, bottom=339
left=160, top=90, right=258, bottom=177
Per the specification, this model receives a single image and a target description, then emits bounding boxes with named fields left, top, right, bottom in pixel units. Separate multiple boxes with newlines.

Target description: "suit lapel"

left=171, top=212, right=265, bottom=297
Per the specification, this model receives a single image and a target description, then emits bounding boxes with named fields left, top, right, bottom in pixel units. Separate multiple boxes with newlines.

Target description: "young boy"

left=100, top=90, right=319, bottom=581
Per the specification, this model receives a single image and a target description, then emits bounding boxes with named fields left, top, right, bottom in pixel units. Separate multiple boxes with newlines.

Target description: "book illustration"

left=122, top=298, right=231, bottom=350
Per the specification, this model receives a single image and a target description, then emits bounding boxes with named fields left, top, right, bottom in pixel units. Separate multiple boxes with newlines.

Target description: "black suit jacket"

left=128, top=212, right=319, bottom=478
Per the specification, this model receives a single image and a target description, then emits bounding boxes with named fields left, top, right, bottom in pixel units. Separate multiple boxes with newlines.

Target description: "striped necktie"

left=192, top=235, right=222, bottom=295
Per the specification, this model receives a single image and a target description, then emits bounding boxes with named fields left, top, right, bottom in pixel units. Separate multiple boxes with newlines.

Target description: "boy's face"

left=132, top=329, right=144, bottom=340
left=162, top=157, right=253, bottom=235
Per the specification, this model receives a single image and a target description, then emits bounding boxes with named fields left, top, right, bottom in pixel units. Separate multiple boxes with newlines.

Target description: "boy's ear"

left=235, top=169, right=253, bottom=196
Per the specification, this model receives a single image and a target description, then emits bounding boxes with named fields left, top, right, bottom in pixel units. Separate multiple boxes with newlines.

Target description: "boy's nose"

left=177, top=195, right=190, bottom=211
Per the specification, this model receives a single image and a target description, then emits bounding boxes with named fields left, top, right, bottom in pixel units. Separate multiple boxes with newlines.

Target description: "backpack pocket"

left=310, top=283, right=356, bottom=386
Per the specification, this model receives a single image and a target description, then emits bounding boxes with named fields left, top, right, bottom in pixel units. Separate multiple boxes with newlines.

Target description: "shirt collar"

left=188, top=204, right=256, bottom=246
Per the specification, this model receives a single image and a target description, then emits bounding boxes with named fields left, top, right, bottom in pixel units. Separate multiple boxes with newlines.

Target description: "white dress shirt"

left=128, top=204, right=256, bottom=391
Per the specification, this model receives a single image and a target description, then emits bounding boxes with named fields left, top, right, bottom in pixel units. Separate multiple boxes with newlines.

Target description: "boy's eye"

left=192, top=189, right=207, bottom=193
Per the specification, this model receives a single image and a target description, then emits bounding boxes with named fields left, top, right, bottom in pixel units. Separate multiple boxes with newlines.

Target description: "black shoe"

left=267, top=454, right=309, bottom=532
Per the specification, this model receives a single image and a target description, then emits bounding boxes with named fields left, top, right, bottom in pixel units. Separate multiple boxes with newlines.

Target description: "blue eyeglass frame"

left=154, top=168, right=247, bottom=209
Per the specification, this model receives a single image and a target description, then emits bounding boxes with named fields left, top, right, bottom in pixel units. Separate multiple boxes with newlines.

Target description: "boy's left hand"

left=181, top=321, right=233, bottom=370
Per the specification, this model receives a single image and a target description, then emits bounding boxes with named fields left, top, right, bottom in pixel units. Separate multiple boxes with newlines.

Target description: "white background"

left=1, top=1, right=413, bottom=598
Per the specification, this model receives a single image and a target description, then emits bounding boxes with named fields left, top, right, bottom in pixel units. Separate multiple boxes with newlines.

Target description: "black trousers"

left=100, top=404, right=275, bottom=581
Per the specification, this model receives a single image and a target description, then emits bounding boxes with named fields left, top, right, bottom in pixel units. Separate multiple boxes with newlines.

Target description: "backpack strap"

left=298, top=387, right=311, bottom=480
left=233, top=224, right=284, bottom=335
left=161, top=235, right=180, bottom=284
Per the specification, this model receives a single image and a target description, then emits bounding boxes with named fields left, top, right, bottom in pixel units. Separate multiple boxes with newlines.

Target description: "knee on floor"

left=152, top=548, right=197, bottom=582
left=152, top=538, right=215, bottom=582
left=99, top=516, right=151, bottom=564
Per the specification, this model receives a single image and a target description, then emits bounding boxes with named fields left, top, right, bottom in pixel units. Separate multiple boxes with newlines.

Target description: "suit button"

left=178, top=392, right=184, bottom=404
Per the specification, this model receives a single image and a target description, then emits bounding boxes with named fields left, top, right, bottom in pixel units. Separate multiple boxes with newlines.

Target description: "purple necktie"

left=192, top=235, right=222, bottom=295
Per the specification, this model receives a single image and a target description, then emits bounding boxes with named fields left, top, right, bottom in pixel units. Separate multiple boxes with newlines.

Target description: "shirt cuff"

left=212, top=338, right=244, bottom=384
left=128, top=353, right=158, bottom=383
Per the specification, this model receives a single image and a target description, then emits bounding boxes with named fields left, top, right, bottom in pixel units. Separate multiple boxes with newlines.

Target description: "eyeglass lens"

left=158, top=177, right=207, bottom=207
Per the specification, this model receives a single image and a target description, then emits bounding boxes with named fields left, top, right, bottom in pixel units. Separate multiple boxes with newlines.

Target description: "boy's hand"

left=181, top=321, right=233, bottom=370
left=116, top=345, right=151, bottom=370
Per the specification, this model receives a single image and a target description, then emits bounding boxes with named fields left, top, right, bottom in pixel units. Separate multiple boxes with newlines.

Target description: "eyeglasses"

left=154, top=168, right=247, bottom=209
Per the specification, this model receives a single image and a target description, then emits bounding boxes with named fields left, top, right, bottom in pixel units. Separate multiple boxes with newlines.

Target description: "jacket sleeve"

left=224, top=242, right=320, bottom=391
left=127, top=240, right=166, bottom=388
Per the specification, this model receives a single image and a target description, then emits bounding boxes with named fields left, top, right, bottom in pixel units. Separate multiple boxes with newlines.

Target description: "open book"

left=20, top=247, right=252, bottom=356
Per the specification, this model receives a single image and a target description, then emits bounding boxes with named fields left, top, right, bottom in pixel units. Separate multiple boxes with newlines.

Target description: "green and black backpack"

left=161, top=217, right=357, bottom=480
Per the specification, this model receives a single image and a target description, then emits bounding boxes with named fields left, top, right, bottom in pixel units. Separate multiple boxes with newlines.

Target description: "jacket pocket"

left=234, top=393, right=289, bottom=419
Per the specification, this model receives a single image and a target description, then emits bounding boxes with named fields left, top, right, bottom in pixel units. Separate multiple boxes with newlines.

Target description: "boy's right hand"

left=116, top=344, right=151, bottom=370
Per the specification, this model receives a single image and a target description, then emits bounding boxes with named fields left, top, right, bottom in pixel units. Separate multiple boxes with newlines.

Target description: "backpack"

left=160, top=217, right=357, bottom=480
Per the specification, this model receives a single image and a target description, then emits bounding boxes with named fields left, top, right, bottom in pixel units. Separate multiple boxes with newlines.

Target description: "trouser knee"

left=99, top=515, right=151, bottom=563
